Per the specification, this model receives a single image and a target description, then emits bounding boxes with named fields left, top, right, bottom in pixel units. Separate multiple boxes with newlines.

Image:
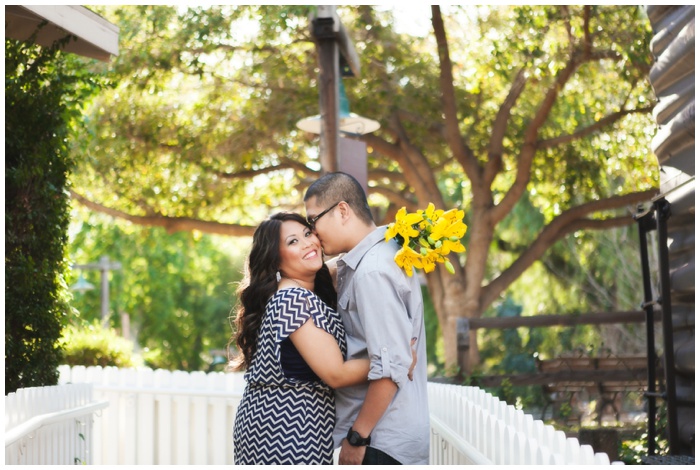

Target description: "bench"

left=537, top=356, right=654, bottom=424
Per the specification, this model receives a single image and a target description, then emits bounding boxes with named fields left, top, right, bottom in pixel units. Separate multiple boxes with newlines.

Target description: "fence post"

left=457, top=318, right=471, bottom=376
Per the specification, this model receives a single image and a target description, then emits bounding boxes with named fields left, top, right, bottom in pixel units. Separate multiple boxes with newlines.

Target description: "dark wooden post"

left=457, top=318, right=471, bottom=377
left=313, top=6, right=340, bottom=173
left=311, top=6, right=362, bottom=175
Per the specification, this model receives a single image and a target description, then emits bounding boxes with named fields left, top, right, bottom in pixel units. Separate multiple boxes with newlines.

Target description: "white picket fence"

left=4, top=366, right=619, bottom=465
left=57, top=364, right=246, bottom=465
left=5, top=382, right=108, bottom=465
left=428, top=382, right=615, bottom=465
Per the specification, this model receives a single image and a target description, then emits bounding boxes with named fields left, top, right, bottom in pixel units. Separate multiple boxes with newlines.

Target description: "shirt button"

left=382, top=347, right=387, bottom=352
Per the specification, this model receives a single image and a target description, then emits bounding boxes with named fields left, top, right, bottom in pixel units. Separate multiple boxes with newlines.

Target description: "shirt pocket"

left=337, top=292, right=354, bottom=336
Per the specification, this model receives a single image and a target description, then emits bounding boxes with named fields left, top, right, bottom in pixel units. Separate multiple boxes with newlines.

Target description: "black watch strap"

left=346, top=428, right=371, bottom=446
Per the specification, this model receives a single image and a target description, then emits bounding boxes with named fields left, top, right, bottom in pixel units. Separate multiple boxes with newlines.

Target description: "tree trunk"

left=429, top=203, right=495, bottom=374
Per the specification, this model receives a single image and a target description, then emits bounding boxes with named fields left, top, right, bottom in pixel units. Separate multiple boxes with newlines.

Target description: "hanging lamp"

left=296, top=80, right=380, bottom=136
left=71, top=273, right=95, bottom=294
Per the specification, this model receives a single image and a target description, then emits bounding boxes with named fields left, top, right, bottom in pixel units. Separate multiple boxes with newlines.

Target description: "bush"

left=61, top=321, right=137, bottom=368
left=5, top=33, right=103, bottom=393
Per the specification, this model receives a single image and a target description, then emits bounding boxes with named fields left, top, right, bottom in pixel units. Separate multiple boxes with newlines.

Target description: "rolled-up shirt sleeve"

left=354, top=270, right=413, bottom=389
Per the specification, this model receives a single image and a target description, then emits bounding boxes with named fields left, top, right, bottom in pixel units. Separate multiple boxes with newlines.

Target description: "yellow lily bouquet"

left=385, top=203, right=468, bottom=277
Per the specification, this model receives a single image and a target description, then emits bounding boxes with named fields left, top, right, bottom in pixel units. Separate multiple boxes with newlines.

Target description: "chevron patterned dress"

left=233, top=287, right=346, bottom=465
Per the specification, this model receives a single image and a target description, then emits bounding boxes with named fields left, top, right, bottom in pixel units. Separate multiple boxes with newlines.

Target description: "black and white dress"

left=233, top=287, right=346, bottom=465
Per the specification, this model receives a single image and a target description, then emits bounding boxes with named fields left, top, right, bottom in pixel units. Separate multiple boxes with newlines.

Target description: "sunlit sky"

left=380, top=5, right=434, bottom=36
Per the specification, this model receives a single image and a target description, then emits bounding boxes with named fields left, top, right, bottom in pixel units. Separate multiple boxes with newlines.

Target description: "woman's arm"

left=289, top=319, right=369, bottom=389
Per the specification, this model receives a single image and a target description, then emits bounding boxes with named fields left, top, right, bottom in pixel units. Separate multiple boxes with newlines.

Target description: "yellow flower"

left=386, top=203, right=468, bottom=276
left=394, top=245, right=424, bottom=277
left=437, top=238, right=466, bottom=256
left=420, top=249, right=442, bottom=273
left=385, top=207, right=423, bottom=244
left=430, top=214, right=467, bottom=241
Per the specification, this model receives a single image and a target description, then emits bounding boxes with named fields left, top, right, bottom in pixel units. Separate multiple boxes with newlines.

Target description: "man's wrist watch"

left=346, top=427, right=371, bottom=447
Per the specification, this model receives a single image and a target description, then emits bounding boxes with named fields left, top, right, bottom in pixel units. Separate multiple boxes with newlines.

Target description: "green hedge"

left=5, top=36, right=101, bottom=394
left=61, top=321, right=137, bottom=368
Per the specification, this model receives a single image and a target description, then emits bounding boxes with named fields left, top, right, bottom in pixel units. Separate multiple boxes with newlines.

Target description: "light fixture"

left=71, top=273, right=95, bottom=294
left=296, top=80, right=380, bottom=136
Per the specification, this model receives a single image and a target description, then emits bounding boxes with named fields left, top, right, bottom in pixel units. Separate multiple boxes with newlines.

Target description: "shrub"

left=5, top=32, right=103, bottom=393
left=61, top=321, right=137, bottom=368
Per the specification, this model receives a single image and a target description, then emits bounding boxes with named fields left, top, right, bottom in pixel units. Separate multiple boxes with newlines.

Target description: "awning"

left=5, top=5, right=119, bottom=62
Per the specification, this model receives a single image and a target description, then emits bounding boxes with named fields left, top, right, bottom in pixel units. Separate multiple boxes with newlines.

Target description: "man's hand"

left=408, top=337, right=418, bottom=381
left=338, top=439, right=366, bottom=465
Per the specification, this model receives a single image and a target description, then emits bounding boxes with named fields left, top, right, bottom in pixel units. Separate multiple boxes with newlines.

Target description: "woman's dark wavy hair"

left=229, top=212, right=337, bottom=370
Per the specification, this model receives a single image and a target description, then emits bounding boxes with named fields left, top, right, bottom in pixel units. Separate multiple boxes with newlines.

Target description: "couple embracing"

left=231, top=172, right=430, bottom=465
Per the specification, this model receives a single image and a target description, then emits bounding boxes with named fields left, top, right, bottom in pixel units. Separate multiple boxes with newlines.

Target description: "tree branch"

left=480, top=188, right=658, bottom=309
left=388, top=113, right=443, bottom=204
left=492, top=55, right=580, bottom=225
left=431, top=5, right=481, bottom=182
left=209, top=158, right=316, bottom=180
left=367, top=168, right=407, bottom=185
left=538, top=105, right=655, bottom=149
left=70, top=190, right=256, bottom=237
left=484, top=68, right=528, bottom=186
left=369, top=185, right=417, bottom=211
left=582, top=5, right=592, bottom=56
left=359, top=132, right=404, bottom=162
left=396, top=109, right=446, bottom=139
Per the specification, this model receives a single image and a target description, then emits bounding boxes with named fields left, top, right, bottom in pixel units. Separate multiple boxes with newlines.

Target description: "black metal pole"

left=653, top=198, right=679, bottom=454
left=635, top=207, right=657, bottom=456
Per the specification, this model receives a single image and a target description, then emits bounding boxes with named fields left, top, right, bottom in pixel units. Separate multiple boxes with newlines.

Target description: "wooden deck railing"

left=5, top=383, right=108, bottom=465
left=5, top=365, right=621, bottom=465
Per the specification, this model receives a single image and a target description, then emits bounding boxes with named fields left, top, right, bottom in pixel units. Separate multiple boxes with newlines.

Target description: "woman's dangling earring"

left=276, top=271, right=281, bottom=283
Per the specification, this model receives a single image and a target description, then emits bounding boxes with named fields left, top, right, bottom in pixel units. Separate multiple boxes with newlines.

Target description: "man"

left=304, top=172, right=430, bottom=465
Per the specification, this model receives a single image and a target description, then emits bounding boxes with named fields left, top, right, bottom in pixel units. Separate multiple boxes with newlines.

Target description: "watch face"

left=347, top=430, right=369, bottom=446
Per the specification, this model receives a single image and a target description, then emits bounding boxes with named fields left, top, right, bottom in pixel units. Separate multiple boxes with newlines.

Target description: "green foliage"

left=69, top=4, right=656, bottom=260
left=421, top=286, right=443, bottom=372
left=65, top=6, right=657, bottom=375
left=60, top=321, right=137, bottom=368
left=477, top=296, right=546, bottom=409
left=619, top=404, right=669, bottom=464
left=489, top=192, right=649, bottom=361
left=5, top=35, right=103, bottom=394
left=69, top=207, right=245, bottom=371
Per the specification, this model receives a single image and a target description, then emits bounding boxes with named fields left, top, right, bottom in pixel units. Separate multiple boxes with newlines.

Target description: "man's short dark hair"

left=304, top=172, right=374, bottom=225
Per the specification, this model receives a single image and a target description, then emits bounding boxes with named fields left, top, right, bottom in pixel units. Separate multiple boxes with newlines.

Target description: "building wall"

left=645, top=5, right=695, bottom=456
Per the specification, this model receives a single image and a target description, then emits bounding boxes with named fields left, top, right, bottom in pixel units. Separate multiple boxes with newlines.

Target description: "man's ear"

left=337, top=201, right=352, bottom=222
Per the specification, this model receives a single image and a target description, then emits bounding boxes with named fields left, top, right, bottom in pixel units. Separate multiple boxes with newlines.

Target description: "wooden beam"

left=314, top=6, right=360, bottom=77
left=468, top=310, right=660, bottom=330
left=473, top=368, right=653, bottom=388
left=337, top=20, right=360, bottom=78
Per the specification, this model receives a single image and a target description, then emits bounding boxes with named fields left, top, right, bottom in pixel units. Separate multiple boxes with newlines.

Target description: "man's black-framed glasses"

left=307, top=201, right=341, bottom=229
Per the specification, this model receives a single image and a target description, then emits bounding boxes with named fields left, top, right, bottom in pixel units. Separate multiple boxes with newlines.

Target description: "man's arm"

left=338, top=378, right=397, bottom=465
left=338, top=268, right=412, bottom=464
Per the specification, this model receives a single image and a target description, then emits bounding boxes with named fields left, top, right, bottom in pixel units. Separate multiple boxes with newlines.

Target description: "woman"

left=230, top=212, right=370, bottom=465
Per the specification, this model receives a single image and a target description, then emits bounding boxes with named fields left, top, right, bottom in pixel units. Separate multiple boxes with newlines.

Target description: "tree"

left=69, top=5, right=658, bottom=373
left=68, top=208, right=245, bottom=371
left=5, top=36, right=103, bottom=393
left=421, top=5, right=656, bottom=371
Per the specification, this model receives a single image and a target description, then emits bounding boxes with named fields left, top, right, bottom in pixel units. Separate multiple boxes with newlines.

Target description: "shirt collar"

left=340, top=226, right=388, bottom=271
